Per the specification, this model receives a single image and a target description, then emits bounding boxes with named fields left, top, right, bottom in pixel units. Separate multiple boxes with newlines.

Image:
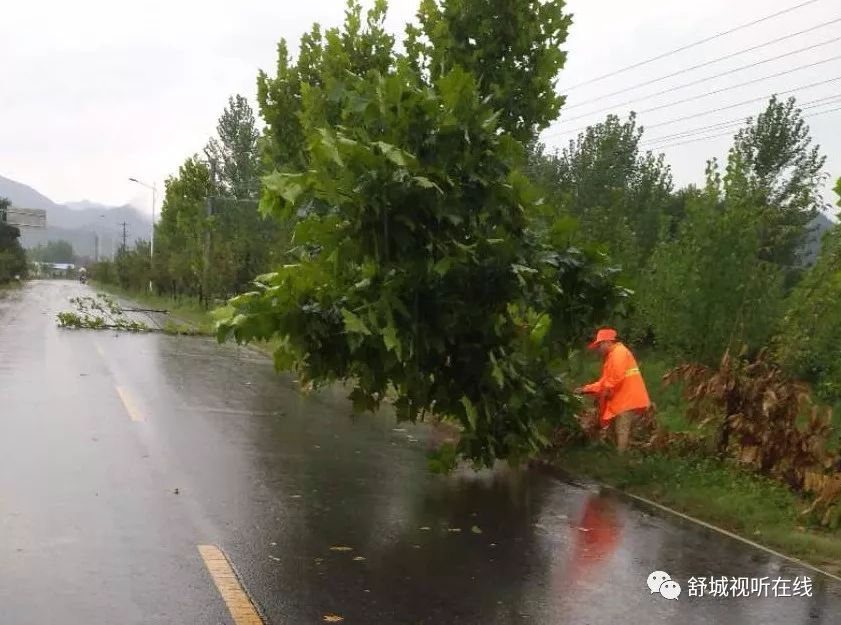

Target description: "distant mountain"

left=0, top=175, right=151, bottom=260
left=803, top=212, right=838, bottom=265
left=64, top=200, right=117, bottom=212
left=0, top=174, right=63, bottom=213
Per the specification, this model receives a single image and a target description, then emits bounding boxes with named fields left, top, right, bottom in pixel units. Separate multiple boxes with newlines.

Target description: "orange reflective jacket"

left=582, top=342, right=650, bottom=425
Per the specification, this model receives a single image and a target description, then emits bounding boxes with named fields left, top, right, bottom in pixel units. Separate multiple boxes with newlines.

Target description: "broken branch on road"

left=56, top=292, right=203, bottom=335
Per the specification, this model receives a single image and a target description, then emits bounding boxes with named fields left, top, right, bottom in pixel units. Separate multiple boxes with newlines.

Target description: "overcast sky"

left=1, top=0, right=839, bottom=215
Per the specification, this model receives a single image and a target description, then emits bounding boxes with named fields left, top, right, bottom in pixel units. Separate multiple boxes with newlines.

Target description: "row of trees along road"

left=28, top=240, right=75, bottom=264
left=93, top=0, right=841, bottom=468
left=91, top=94, right=286, bottom=302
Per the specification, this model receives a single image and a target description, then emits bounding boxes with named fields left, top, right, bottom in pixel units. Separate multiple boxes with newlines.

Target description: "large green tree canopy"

left=218, top=0, right=623, bottom=468
left=406, top=0, right=571, bottom=143
left=728, top=96, right=828, bottom=269
left=528, top=113, right=674, bottom=276
left=775, top=177, right=841, bottom=397
left=154, top=156, right=211, bottom=298
left=205, top=95, right=262, bottom=199
left=639, top=163, right=784, bottom=365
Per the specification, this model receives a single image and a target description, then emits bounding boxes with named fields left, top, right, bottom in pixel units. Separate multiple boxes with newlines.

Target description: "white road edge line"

left=604, top=485, right=841, bottom=584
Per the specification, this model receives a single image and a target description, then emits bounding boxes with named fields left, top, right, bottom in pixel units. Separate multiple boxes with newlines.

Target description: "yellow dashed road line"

left=198, top=545, right=266, bottom=625
left=115, top=386, right=144, bottom=422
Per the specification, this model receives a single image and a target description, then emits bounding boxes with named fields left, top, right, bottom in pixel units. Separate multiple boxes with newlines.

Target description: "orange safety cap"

left=587, top=327, right=617, bottom=350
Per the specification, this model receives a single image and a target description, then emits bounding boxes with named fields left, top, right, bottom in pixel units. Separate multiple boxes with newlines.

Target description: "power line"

left=564, top=31, right=841, bottom=112
left=645, top=104, right=841, bottom=150
left=562, top=0, right=825, bottom=91
left=647, top=104, right=841, bottom=150
left=642, top=93, right=841, bottom=145
left=641, top=103, right=840, bottom=149
left=649, top=108, right=841, bottom=150
left=556, top=53, right=841, bottom=125
left=562, top=17, right=841, bottom=107
left=646, top=75, right=841, bottom=130
left=542, top=74, right=841, bottom=141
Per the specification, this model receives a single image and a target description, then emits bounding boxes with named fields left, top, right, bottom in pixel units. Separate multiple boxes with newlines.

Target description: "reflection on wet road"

left=2, top=281, right=840, bottom=624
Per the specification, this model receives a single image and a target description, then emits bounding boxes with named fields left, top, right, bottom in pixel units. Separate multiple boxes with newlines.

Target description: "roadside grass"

left=0, top=279, right=24, bottom=293
left=555, top=439, right=841, bottom=575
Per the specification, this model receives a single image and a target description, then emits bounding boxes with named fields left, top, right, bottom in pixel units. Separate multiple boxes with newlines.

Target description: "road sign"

left=2, top=207, right=47, bottom=228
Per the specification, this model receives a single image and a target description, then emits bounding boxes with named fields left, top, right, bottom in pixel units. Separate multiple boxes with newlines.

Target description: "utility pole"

left=202, top=154, right=217, bottom=308
left=119, top=221, right=128, bottom=253
left=128, top=177, right=157, bottom=292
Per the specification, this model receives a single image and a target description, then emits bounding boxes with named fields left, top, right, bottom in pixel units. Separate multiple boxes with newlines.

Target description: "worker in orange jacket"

left=574, top=328, right=650, bottom=452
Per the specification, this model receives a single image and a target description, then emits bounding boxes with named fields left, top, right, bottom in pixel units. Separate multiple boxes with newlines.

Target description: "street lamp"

left=128, top=177, right=157, bottom=291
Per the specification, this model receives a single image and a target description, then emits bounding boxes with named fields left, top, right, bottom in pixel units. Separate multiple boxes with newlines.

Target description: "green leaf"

left=346, top=94, right=370, bottom=114
left=341, top=308, right=371, bottom=335
left=530, top=314, right=551, bottom=343
left=461, top=396, right=478, bottom=429
left=264, top=172, right=307, bottom=205
left=211, top=305, right=235, bottom=322
left=374, top=141, right=414, bottom=168
left=427, top=442, right=458, bottom=474
left=382, top=324, right=401, bottom=359
left=489, top=352, right=505, bottom=388
left=433, top=257, right=453, bottom=276
left=317, top=128, right=344, bottom=166
left=412, top=176, right=443, bottom=194
left=273, top=341, right=297, bottom=372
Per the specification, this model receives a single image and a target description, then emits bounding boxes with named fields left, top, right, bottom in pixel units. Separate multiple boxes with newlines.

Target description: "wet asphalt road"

left=2, top=280, right=841, bottom=625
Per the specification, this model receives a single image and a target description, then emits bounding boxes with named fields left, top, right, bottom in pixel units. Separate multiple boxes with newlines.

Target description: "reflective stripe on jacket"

left=582, top=342, right=650, bottom=424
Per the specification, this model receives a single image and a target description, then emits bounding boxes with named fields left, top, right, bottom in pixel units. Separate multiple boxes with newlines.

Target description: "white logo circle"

left=660, top=580, right=682, bottom=600
left=647, top=570, right=671, bottom=594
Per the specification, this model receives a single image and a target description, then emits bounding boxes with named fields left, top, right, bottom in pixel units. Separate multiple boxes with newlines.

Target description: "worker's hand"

left=573, top=387, right=584, bottom=395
